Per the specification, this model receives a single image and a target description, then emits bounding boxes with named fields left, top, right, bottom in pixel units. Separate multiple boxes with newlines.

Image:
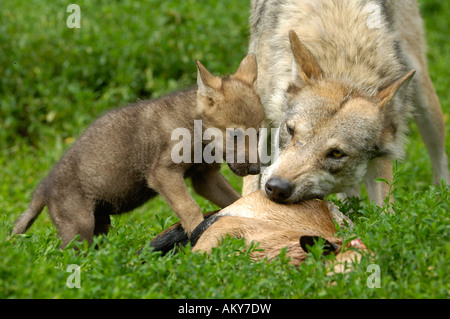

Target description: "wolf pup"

left=244, top=0, right=449, bottom=206
left=12, top=54, right=264, bottom=247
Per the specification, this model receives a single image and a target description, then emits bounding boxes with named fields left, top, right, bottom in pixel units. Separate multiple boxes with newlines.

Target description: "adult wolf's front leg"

left=364, top=157, right=393, bottom=208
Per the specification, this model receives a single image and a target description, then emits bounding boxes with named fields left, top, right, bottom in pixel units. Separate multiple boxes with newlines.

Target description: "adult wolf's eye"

left=328, top=149, right=346, bottom=159
left=286, top=124, right=295, bottom=136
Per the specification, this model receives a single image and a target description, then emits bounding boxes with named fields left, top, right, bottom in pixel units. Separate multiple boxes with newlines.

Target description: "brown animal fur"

left=12, top=54, right=265, bottom=247
left=148, top=191, right=365, bottom=272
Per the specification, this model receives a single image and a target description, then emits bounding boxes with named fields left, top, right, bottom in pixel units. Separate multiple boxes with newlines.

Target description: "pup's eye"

left=286, top=124, right=295, bottom=136
left=328, top=149, right=346, bottom=159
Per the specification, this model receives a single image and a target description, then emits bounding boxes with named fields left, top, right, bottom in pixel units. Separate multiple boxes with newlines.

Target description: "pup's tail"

left=12, top=183, right=46, bottom=235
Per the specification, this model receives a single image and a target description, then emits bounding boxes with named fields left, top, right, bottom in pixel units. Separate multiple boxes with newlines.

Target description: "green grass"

left=1, top=0, right=449, bottom=299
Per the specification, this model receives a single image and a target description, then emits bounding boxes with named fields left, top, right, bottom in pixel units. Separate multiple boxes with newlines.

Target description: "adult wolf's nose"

left=265, top=177, right=293, bottom=202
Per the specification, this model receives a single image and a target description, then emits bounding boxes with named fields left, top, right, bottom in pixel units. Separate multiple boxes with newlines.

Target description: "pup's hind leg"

left=47, top=195, right=96, bottom=248
left=413, top=68, right=449, bottom=184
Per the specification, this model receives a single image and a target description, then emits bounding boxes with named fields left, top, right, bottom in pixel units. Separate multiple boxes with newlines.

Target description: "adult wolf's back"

left=245, top=0, right=448, bottom=205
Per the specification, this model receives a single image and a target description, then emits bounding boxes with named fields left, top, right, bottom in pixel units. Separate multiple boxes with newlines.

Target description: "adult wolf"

left=244, top=0, right=449, bottom=206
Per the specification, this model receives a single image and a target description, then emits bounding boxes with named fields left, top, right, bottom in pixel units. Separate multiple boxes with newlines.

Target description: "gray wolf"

left=146, top=190, right=365, bottom=271
left=12, top=54, right=265, bottom=247
left=243, top=0, right=449, bottom=206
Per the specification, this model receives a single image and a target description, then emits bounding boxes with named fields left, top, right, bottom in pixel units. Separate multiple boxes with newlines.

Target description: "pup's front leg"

left=191, top=168, right=241, bottom=208
left=147, top=170, right=204, bottom=236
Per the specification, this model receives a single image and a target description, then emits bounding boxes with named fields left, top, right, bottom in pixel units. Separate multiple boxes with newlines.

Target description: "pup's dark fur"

left=12, top=54, right=264, bottom=247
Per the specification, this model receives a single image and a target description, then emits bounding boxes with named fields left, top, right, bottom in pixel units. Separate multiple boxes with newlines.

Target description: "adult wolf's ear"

left=233, top=53, right=258, bottom=85
left=196, top=60, right=223, bottom=97
left=289, top=30, right=323, bottom=85
left=376, top=69, right=416, bottom=108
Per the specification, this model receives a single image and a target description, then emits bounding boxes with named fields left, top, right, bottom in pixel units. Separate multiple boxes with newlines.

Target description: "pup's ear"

left=196, top=60, right=222, bottom=97
left=289, top=30, right=322, bottom=85
left=234, top=53, right=258, bottom=85
left=376, top=69, right=415, bottom=108
left=299, top=235, right=339, bottom=256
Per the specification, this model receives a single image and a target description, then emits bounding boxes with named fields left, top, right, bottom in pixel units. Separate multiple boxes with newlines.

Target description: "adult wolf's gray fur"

left=243, top=0, right=448, bottom=206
